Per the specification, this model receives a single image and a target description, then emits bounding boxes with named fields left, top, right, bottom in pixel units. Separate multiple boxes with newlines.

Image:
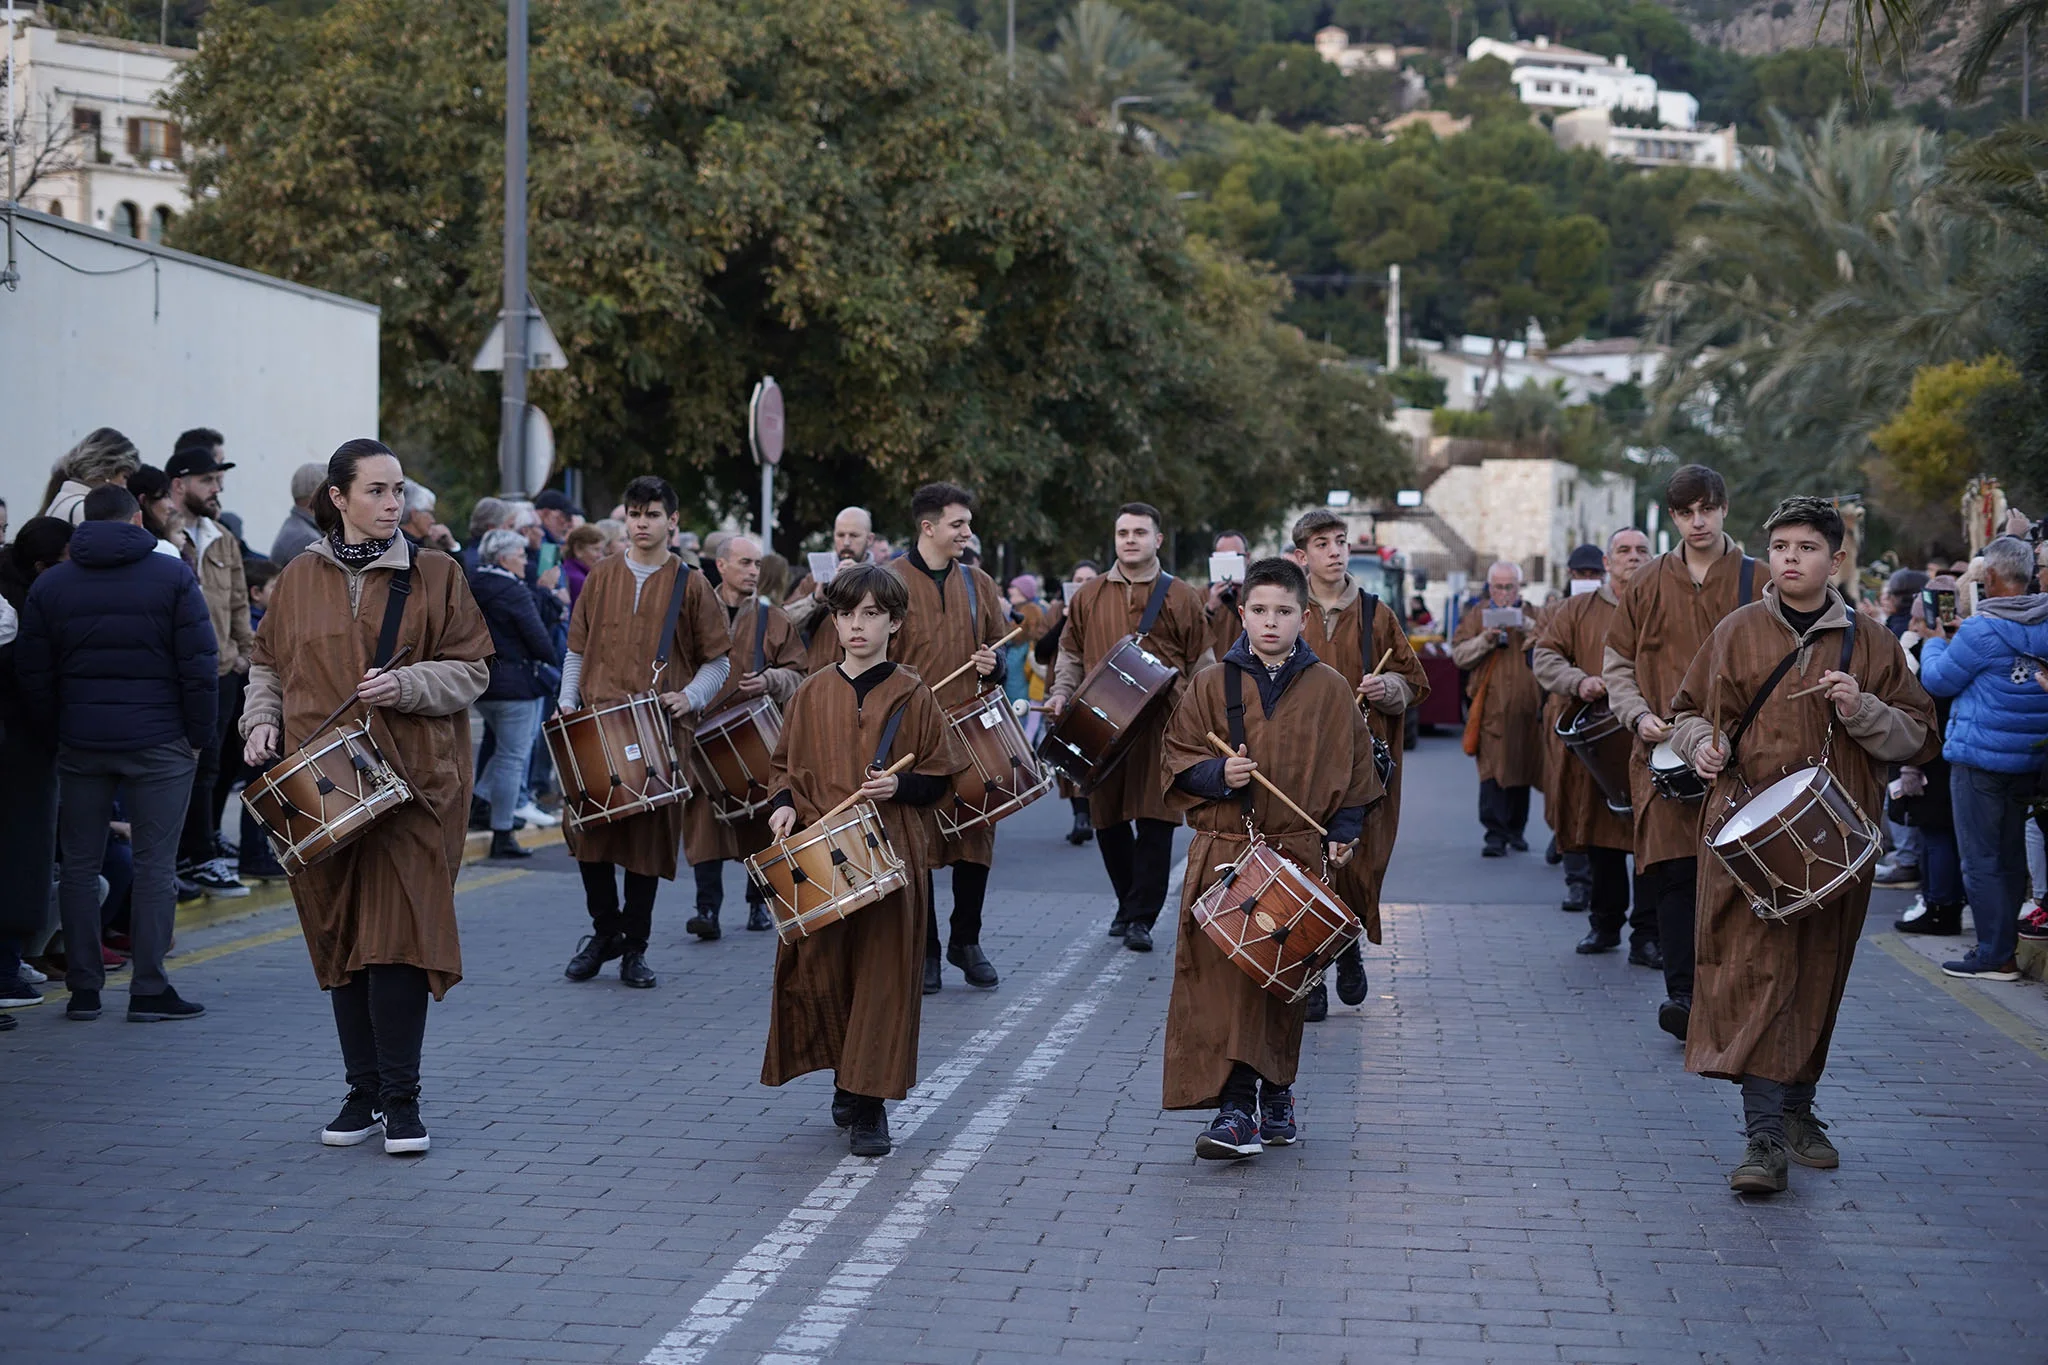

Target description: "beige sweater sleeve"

left=1603, top=644, right=1651, bottom=730
left=394, top=658, right=491, bottom=717
left=1531, top=645, right=1587, bottom=698
left=1449, top=630, right=1498, bottom=669
left=1841, top=690, right=1931, bottom=762
left=241, top=662, right=282, bottom=736
left=1367, top=675, right=1411, bottom=715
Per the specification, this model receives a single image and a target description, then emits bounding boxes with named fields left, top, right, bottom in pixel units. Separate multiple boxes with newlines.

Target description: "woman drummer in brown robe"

left=1159, top=558, right=1381, bottom=1160
left=241, top=440, right=492, bottom=1157
left=761, top=564, right=969, bottom=1159
left=1669, top=497, right=1935, bottom=1196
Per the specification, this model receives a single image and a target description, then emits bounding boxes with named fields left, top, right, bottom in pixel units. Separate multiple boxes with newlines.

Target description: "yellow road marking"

left=1870, top=932, right=2048, bottom=1063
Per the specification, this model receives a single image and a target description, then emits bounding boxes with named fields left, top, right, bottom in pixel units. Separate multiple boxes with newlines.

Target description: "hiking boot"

left=1657, top=996, right=1691, bottom=1041
left=381, top=1091, right=430, bottom=1155
left=1122, top=922, right=1153, bottom=953
left=849, top=1098, right=891, bottom=1157
left=947, top=942, right=999, bottom=989
left=618, top=949, right=657, bottom=988
left=487, top=830, right=532, bottom=860
left=1785, top=1107, right=1839, bottom=1169
left=564, top=933, right=622, bottom=981
left=831, top=1087, right=859, bottom=1129
left=320, top=1088, right=383, bottom=1147
left=923, top=955, right=942, bottom=995
left=1302, top=980, right=1328, bottom=1023
left=1728, top=1134, right=1789, bottom=1195
left=1895, top=896, right=1962, bottom=936
left=1577, top=929, right=1620, bottom=954
left=1195, top=1106, right=1262, bottom=1160
left=685, top=907, right=722, bottom=941
left=127, top=988, right=205, bottom=1022
left=1334, top=947, right=1367, bottom=1006
left=1258, top=1087, right=1298, bottom=1146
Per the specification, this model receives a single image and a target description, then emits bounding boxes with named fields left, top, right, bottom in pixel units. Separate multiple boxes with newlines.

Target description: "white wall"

left=1, top=207, right=379, bottom=552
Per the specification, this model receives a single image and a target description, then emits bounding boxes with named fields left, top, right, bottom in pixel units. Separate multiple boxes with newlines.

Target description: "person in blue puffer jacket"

left=1918, top=534, right=2048, bottom=981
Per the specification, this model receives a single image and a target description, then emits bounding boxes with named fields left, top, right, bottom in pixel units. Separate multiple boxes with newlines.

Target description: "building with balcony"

left=1466, top=34, right=1698, bottom=131
left=1551, top=107, right=1740, bottom=172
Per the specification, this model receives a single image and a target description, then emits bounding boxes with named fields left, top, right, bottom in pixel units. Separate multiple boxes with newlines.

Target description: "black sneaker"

left=1481, top=841, right=1506, bottom=858
left=1195, top=1107, right=1263, bottom=1160
left=381, top=1091, right=430, bottom=1155
left=946, top=942, right=999, bottom=989
left=0, top=979, right=43, bottom=1010
left=66, top=989, right=101, bottom=1021
left=849, top=1099, right=891, bottom=1157
left=1302, top=980, right=1328, bottom=1023
left=187, top=858, right=250, bottom=898
left=320, top=1088, right=383, bottom=1146
left=831, top=1087, right=859, bottom=1129
left=1507, top=836, right=1530, bottom=853
left=0, top=1012, right=14, bottom=1031
left=127, top=988, right=205, bottom=1022
left=685, top=908, right=722, bottom=941
left=1895, top=897, right=1963, bottom=936
left=1657, top=996, right=1691, bottom=1041
left=747, top=901, right=774, bottom=932
left=1335, top=948, right=1367, bottom=1007
left=1123, top=922, right=1153, bottom=953
left=1258, top=1088, right=1298, bottom=1146
left=487, top=830, right=532, bottom=860
left=619, top=949, right=657, bottom=988
left=1576, top=929, right=1620, bottom=955
left=175, top=875, right=204, bottom=904
left=564, top=933, right=623, bottom=981
left=1106, top=916, right=1130, bottom=939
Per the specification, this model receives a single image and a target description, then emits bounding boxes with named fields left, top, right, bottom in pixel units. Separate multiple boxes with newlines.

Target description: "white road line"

left=639, top=932, right=1096, bottom=1365
left=757, top=949, right=1139, bottom=1363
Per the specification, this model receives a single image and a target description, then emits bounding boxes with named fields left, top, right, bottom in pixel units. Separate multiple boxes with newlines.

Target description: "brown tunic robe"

left=1668, top=589, right=1935, bottom=1084
left=1301, top=578, right=1430, bottom=943
left=1531, top=585, right=1633, bottom=854
left=1205, top=595, right=1242, bottom=666
left=760, top=664, right=971, bottom=1099
left=1051, top=564, right=1211, bottom=827
left=562, top=553, right=730, bottom=880
left=1603, top=536, right=1758, bottom=868
left=1158, top=655, right=1382, bottom=1109
left=1450, top=601, right=1546, bottom=789
left=681, top=596, right=807, bottom=866
left=243, top=539, right=492, bottom=1001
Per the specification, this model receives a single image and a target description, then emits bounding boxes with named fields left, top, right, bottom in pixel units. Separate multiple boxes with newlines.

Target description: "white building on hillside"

left=1413, top=335, right=1614, bottom=410
left=1314, top=26, right=1400, bottom=74
left=1552, top=107, right=1739, bottom=172
left=4, top=17, right=193, bottom=239
left=1412, top=453, right=1635, bottom=593
left=1466, top=34, right=1696, bottom=131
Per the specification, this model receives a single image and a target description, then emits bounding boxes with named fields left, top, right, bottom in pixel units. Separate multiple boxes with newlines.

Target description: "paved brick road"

left=4, top=738, right=2046, bottom=1363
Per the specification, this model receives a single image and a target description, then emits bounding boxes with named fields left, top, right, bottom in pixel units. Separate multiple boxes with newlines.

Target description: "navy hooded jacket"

left=17, top=519, right=219, bottom=753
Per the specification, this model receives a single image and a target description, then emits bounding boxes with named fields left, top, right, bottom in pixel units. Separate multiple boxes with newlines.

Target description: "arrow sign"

left=473, top=295, right=567, bottom=371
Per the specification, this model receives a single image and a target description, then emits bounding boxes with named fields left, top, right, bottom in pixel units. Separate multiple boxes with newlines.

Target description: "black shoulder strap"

left=752, top=597, right=772, bottom=675
left=1838, top=603, right=1857, bottom=672
left=1357, top=593, right=1380, bottom=679
left=873, top=699, right=910, bottom=770
left=654, top=560, right=692, bottom=671
left=1725, top=646, right=1802, bottom=761
left=1222, top=662, right=1253, bottom=815
left=1136, top=572, right=1174, bottom=637
left=373, top=540, right=414, bottom=669
left=1738, top=555, right=1757, bottom=605
left=960, top=562, right=977, bottom=621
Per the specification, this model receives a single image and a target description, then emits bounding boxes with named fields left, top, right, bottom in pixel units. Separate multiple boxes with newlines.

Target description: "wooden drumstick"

left=1204, top=731, right=1328, bottom=837
left=815, top=752, right=920, bottom=827
left=308, top=643, right=416, bottom=737
left=929, top=626, right=1025, bottom=694
left=1370, top=647, right=1394, bottom=676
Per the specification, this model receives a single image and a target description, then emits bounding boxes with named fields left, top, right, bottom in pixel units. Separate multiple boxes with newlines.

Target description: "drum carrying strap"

left=1356, top=593, right=1380, bottom=679
left=373, top=540, right=414, bottom=670
left=1135, top=572, right=1174, bottom=638
left=1222, top=663, right=1255, bottom=818
left=751, top=596, right=772, bottom=674
left=652, top=561, right=694, bottom=682
left=1738, top=555, right=1758, bottom=605
left=873, top=700, right=910, bottom=771
left=1725, top=603, right=1858, bottom=762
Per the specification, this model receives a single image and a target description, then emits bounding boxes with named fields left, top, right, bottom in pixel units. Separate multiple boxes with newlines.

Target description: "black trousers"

left=180, top=669, right=243, bottom=866
left=330, top=963, right=431, bottom=1102
left=1562, top=851, right=1591, bottom=904
left=1584, top=846, right=1656, bottom=947
left=1478, top=779, right=1529, bottom=846
left=578, top=860, right=659, bottom=949
left=1642, top=856, right=1697, bottom=999
left=1097, top=818, right=1175, bottom=929
left=691, top=859, right=764, bottom=914
left=925, top=862, right=991, bottom=955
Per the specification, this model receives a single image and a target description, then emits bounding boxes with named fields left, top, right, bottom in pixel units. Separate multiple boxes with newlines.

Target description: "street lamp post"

left=1108, top=94, right=1153, bottom=129
left=497, top=0, right=530, bottom=499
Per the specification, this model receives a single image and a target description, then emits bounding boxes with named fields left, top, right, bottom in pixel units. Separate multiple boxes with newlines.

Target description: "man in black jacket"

left=18, top=486, right=218, bottom=1024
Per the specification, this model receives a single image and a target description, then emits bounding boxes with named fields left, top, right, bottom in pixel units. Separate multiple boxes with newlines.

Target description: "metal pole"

left=2026, top=20, right=2033, bottom=121
left=759, top=463, right=774, bottom=557
left=497, top=0, right=529, bottom=498
left=3, top=0, right=19, bottom=291
left=1386, top=263, right=1401, bottom=371
left=1006, top=0, right=1015, bottom=81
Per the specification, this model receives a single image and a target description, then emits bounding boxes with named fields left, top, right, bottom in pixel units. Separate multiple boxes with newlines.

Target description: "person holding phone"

left=1449, top=560, right=1545, bottom=858
left=1205, top=531, right=1250, bottom=663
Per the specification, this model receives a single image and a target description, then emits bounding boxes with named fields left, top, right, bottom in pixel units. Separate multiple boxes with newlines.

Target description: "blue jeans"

left=1921, top=825, right=1963, bottom=906
left=473, top=698, right=541, bottom=832
left=1951, top=762, right=2042, bottom=967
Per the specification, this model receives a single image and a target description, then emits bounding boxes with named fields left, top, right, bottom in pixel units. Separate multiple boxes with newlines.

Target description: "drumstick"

left=929, top=626, right=1026, bottom=694
left=1369, top=647, right=1394, bottom=676
left=815, top=752, right=920, bottom=827
left=307, top=643, right=416, bottom=738
left=1786, top=681, right=1834, bottom=701
left=1204, top=731, right=1328, bottom=837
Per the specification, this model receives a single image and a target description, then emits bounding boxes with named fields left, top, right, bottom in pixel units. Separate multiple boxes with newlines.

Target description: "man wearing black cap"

left=168, top=430, right=254, bottom=900
left=532, top=489, right=578, bottom=545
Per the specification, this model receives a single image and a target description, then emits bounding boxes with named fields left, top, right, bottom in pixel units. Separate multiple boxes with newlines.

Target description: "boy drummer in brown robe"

left=681, top=534, right=806, bottom=939
left=761, top=564, right=969, bottom=1158
left=1291, top=509, right=1429, bottom=1021
left=1160, top=557, right=1381, bottom=1159
left=1450, top=560, right=1547, bottom=856
left=1603, top=463, right=1759, bottom=1042
left=1670, top=497, right=1935, bottom=1194
left=242, top=440, right=493, bottom=1156
left=558, top=476, right=730, bottom=989
left=1047, top=502, right=1212, bottom=952
left=1532, top=530, right=1657, bottom=959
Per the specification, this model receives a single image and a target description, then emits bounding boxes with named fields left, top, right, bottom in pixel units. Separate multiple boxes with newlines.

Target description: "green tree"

left=1034, top=0, right=1195, bottom=128
left=1869, top=356, right=2022, bottom=545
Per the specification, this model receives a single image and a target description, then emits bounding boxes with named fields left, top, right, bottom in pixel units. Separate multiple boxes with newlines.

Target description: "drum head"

left=1714, top=766, right=1823, bottom=845
left=1650, top=739, right=1686, bottom=771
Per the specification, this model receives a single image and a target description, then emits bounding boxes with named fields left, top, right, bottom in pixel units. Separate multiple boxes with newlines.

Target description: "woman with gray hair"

left=467, top=528, right=560, bottom=859
left=44, top=428, right=142, bottom=526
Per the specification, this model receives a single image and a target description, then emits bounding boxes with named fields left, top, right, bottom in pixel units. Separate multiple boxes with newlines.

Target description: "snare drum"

left=242, top=716, right=413, bottom=875
left=544, top=692, right=690, bottom=832
left=1709, top=765, right=1881, bottom=922
left=745, top=802, right=908, bottom=944
left=1037, top=634, right=1178, bottom=791
left=691, top=695, right=783, bottom=824
left=1190, top=840, right=1362, bottom=1004
left=939, top=688, right=1054, bottom=838
left=1649, top=738, right=1707, bottom=803
left=1558, top=701, right=1633, bottom=814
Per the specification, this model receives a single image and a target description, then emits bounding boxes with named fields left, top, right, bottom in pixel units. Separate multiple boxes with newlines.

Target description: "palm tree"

left=1034, top=1, right=1193, bottom=130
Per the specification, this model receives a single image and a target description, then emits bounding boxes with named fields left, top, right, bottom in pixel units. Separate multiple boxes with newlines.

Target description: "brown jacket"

left=1301, top=578, right=1429, bottom=942
left=241, top=538, right=492, bottom=1000
left=1603, top=536, right=1759, bottom=868
left=1050, top=563, right=1212, bottom=826
left=1451, top=600, right=1547, bottom=789
left=1670, top=589, right=1935, bottom=1083
left=1158, top=653, right=1381, bottom=1109
left=760, top=663, right=970, bottom=1100
left=1532, top=585, right=1632, bottom=853
left=562, top=553, right=730, bottom=880
left=192, top=516, right=254, bottom=676
left=681, top=595, right=807, bottom=867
